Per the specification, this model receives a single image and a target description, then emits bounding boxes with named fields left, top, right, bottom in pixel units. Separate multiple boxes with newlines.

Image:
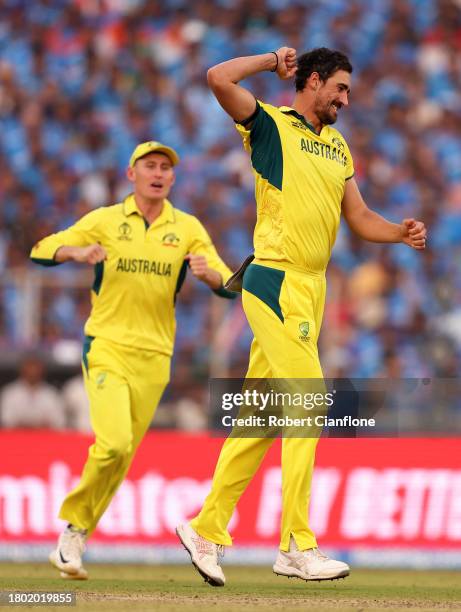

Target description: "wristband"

left=270, top=51, right=278, bottom=72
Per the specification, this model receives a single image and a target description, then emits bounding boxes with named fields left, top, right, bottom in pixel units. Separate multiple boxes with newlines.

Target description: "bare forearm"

left=342, top=178, right=426, bottom=249
left=207, top=53, right=277, bottom=86
left=54, top=244, right=107, bottom=264
left=54, top=246, right=81, bottom=262
left=348, top=208, right=404, bottom=243
left=206, top=47, right=296, bottom=122
left=186, top=254, right=223, bottom=289
left=201, top=269, right=222, bottom=290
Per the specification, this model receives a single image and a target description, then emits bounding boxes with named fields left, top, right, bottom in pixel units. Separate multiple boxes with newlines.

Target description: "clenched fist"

left=274, top=47, right=297, bottom=80
left=401, top=218, right=427, bottom=250
left=55, top=244, right=108, bottom=264
left=185, top=253, right=222, bottom=289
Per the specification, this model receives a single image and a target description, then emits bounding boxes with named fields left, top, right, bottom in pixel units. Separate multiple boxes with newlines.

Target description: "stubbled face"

left=313, top=69, right=351, bottom=126
left=127, top=152, right=175, bottom=201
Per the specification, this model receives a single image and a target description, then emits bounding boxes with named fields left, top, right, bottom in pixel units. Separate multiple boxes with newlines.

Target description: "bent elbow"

left=207, top=67, right=219, bottom=89
left=207, top=66, right=227, bottom=92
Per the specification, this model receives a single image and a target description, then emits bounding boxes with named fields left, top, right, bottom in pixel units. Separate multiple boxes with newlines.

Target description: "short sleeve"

left=235, top=101, right=283, bottom=191
left=234, top=102, right=262, bottom=152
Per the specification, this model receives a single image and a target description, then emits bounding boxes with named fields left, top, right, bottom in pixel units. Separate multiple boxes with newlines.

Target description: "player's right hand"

left=401, top=218, right=427, bottom=250
left=73, top=244, right=107, bottom=264
left=275, top=47, right=297, bottom=80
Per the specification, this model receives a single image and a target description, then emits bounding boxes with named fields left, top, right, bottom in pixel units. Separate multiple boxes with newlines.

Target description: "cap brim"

left=131, top=146, right=179, bottom=167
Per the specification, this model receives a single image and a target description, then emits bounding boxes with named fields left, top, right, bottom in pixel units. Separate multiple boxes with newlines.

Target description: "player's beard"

left=316, top=100, right=339, bottom=126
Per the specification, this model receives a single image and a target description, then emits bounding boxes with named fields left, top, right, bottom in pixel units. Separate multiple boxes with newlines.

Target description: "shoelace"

left=192, top=535, right=225, bottom=563
left=304, top=547, right=328, bottom=561
left=192, top=535, right=216, bottom=560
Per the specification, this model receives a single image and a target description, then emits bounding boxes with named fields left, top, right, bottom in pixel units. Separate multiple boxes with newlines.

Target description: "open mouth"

left=151, top=183, right=163, bottom=189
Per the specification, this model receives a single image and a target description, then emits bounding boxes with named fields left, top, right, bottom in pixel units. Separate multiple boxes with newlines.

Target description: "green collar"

left=279, top=106, right=319, bottom=135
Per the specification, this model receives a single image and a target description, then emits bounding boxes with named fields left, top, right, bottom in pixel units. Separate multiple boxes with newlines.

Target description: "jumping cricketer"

left=176, top=47, right=427, bottom=586
left=30, top=141, right=236, bottom=579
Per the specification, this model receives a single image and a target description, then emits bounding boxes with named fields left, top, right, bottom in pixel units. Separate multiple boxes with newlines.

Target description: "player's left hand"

left=401, top=218, right=427, bottom=250
left=185, top=254, right=222, bottom=289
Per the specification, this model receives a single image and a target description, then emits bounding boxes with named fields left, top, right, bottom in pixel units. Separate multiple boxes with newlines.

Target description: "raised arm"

left=207, top=47, right=297, bottom=122
left=342, top=178, right=427, bottom=249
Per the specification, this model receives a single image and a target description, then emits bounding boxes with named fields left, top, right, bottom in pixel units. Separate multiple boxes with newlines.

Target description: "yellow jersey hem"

left=253, top=258, right=326, bottom=279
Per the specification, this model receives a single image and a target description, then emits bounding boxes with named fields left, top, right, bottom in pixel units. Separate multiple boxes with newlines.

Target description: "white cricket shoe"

left=176, top=523, right=225, bottom=587
left=49, top=526, right=87, bottom=578
left=59, top=568, right=88, bottom=580
left=273, top=541, right=350, bottom=581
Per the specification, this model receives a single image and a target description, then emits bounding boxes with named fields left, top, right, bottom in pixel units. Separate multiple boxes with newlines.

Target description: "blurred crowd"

left=1, top=0, right=461, bottom=429
left=0, top=353, right=208, bottom=430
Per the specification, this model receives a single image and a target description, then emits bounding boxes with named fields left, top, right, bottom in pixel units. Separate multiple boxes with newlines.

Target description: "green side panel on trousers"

left=82, top=335, right=95, bottom=373
left=242, top=263, right=285, bottom=323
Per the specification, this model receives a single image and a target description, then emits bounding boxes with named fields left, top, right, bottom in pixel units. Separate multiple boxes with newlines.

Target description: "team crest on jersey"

left=118, top=222, right=132, bottom=241
left=299, top=321, right=310, bottom=342
left=162, top=232, right=180, bottom=247
left=331, top=137, right=344, bottom=151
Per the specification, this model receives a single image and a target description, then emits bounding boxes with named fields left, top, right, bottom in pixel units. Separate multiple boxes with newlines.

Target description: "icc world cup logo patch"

left=118, top=223, right=132, bottom=241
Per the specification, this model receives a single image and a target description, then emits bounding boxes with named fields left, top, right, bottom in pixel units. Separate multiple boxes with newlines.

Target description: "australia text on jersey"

left=116, top=257, right=172, bottom=276
left=300, top=138, right=347, bottom=167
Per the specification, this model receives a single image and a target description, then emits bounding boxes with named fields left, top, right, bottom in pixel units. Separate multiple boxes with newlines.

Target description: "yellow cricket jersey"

left=236, top=100, right=354, bottom=274
left=30, top=194, right=235, bottom=355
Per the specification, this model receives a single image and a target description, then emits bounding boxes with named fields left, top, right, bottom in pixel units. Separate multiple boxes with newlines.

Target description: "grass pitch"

left=0, top=563, right=460, bottom=611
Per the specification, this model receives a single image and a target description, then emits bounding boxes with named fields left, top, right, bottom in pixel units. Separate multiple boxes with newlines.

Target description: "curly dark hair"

left=295, top=48, right=353, bottom=92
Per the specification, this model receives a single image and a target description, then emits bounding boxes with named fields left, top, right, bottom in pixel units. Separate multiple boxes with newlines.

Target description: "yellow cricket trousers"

left=59, top=336, right=170, bottom=535
left=191, top=261, right=326, bottom=551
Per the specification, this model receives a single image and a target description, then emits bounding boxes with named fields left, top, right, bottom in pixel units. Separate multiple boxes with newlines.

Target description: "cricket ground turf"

left=0, top=563, right=459, bottom=611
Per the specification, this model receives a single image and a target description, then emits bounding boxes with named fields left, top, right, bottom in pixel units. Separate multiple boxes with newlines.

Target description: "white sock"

left=289, top=535, right=298, bottom=552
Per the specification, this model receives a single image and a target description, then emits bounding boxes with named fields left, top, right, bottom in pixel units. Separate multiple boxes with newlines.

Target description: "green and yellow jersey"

left=236, top=100, right=354, bottom=274
left=30, top=194, right=235, bottom=355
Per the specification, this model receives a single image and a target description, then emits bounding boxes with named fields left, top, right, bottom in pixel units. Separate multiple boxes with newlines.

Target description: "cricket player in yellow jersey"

left=177, top=47, right=427, bottom=586
left=30, top=141, right=235, bottom=580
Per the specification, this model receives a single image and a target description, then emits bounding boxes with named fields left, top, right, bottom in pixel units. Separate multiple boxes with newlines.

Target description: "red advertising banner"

left=1, top=431, right=461, bottom=549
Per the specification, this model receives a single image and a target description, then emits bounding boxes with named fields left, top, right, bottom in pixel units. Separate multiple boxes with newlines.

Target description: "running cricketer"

left=30, top=141, right=236, bottom=579
left=176, top=47, right=427, bottom=586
